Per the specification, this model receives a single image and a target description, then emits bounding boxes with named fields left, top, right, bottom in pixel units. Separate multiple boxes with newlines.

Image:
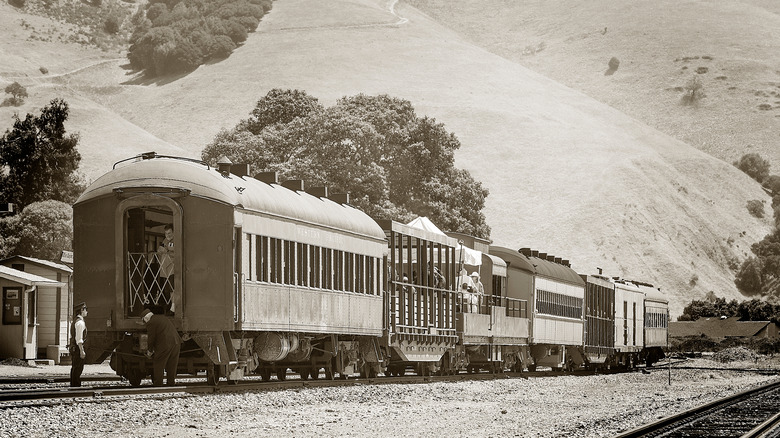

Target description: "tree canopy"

left=735, top=153, right=771, bottom=184
left=0, top=98, right=85, bottom=209
left=678, top=296, right=780, bottom=322
left=202, top=89, right=491, bottom=238
left=0, top=200, right=73, bottom=260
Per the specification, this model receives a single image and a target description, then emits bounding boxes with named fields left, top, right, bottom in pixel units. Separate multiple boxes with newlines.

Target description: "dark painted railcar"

left=74, top=154, right=390, bottom=384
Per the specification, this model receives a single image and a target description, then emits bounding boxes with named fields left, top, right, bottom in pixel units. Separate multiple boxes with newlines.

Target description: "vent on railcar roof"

left=306, top=186, right=329, bottom=198
left=282, top=180, right=305, bottom=191
left=232, top=163, right=250, bottom=177
left=217, top=156, right=232, bottom=175
left=519, top=248, right=531, bottom=256
left=254, top=171, right=279, bottom=184
left=329, top=193, right=350, bottom=204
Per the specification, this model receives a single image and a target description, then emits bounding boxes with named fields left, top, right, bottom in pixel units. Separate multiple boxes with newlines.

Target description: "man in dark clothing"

left=140, top=308, right=181, bottom=386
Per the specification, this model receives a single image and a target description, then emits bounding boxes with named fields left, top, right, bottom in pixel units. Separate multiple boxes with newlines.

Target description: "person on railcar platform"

left=156, top=224, right=175, bottom=315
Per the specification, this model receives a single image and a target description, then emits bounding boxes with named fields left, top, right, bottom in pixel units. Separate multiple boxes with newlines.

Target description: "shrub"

left=734, top=153, right=771, bottom=184
left=9, top=0, right=25, bottom=7
left=608, top=57, right=620, bottom=71
left=39, top=66, right=48, bottom=74
left=681, top=76, right=705, bottom=105
left=764, top=175, right=780, bottom=196
left=747, top=200, right=765, bottom=218
left=104, top=15, right=121, bottom=34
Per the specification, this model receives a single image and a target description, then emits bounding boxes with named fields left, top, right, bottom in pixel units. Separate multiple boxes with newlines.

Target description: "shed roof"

left=669, top=316, right=774, bottom=339
left=1, top=255, right=72, bottom=273
left=0, top=265, right=66, bottom=287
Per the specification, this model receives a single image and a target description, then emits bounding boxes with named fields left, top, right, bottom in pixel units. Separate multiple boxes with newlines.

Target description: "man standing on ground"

left=140, top=308, right=181, bottom=386
left=69, top=302, right=88, bottom=387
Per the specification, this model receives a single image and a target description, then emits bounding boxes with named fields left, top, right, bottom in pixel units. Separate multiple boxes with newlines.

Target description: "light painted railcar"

left=489, top=247, right=586, bottom=371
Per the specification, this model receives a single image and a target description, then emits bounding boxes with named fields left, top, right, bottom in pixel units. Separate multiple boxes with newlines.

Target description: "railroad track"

left=615, top=379, right=780, bottom=438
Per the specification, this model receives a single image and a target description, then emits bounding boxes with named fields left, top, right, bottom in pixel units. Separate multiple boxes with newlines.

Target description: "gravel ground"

left=1, top=357, right=778, bottom=438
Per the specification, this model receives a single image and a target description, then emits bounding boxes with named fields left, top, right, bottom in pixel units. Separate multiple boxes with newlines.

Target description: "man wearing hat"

left=69, top=302, right=88, bottom=387
left=140, top=308, right=182, bottom=386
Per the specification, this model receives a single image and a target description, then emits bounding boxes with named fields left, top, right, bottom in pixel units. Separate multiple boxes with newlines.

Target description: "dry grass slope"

left=0, top=0, right=774, bottom=316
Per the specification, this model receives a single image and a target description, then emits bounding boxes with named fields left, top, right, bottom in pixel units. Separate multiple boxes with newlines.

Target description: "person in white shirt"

left=69, top=302, right=88, bottom=387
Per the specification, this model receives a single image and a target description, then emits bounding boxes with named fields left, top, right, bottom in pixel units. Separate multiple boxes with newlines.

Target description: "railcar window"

left=536, top=289, right=583, bottom=319
left=245, top=234, right=253, bottom=281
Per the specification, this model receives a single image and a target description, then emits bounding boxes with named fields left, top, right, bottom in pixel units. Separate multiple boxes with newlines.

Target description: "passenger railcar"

left=489, top=247, right=586, bottom=371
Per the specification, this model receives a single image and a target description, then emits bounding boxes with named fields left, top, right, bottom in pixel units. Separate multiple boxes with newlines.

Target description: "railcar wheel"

left=126, top=368, right=143, bottom=387
left=276, top=368, right=287, bottom=381
left=527, top=364, right=536, bottom=372
left=207, top=365, right=221, bottom=386
left=259, top=367, right=271, bottom=382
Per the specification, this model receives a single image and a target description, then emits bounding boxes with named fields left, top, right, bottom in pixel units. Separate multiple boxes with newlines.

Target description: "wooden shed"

left=0, top=256, right=72, bottom=362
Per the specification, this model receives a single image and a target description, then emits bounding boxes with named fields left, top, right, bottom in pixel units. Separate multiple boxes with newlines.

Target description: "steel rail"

left=613, top=379, right=780, bottom=438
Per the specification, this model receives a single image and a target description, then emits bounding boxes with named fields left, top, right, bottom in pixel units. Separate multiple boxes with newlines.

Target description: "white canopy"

left=407, top=216, right=446, bottom=235
left=407, top=216, right=482, bottom=266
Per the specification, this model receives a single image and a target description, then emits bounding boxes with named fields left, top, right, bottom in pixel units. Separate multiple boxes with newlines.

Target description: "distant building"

left=0, top=256, right=73, bottom=363
left=669, top=316, right=780, bottom=341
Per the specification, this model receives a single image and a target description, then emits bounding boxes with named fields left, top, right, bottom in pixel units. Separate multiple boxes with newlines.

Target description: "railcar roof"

left=489, top=246, right=584, bottom=286
left=75, top=156, right=386, bottom=240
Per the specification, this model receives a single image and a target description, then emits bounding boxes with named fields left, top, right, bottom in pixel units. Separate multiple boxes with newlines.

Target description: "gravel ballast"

left=1, top=358, right=778, bottom=437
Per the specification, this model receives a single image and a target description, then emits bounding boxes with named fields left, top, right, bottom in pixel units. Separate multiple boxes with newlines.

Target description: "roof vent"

left=255, top=171, right=279, bottom=185
left=519, top=248, right=531, bottom=256
left=554, top=257, right=562, bottom=264
left=306, top=186, right=329, bottom=197
left=329, top=193, right=350, bottom=204
left=546, top=255, right=556, bottom=262
left=217, top=156, right=232, bottom=175
left=538, top=253, right=547, bottom=260
left=232, top=163, right=250, bottom=178
left=531, top=250, right=539, bottom=258
left=282, top=180, right=305, bottom=191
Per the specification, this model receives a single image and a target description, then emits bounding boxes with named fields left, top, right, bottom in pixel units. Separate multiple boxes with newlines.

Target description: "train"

left=72, top=153, right=669, bottom=385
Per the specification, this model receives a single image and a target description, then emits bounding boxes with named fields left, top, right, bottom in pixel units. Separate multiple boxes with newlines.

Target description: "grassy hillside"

left=0, top=0, right=774, bottom=316
left=406, top=0, right=780, bottom=173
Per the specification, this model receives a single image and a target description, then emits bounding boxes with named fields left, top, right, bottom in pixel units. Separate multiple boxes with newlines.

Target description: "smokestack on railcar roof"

left=217, top=156, right=232, bottom=175
left=232, top=163, right=250, bottom=178
left=254, top=171, right=279, bottom=184
left=306, top=186, right=329, bottom=198
left=282, top=180, right=305, bottom=191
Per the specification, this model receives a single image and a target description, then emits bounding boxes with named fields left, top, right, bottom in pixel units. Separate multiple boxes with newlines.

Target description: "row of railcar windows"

left=244, top=234, right=382, bottom=295
left=645, top=310, right=669, bottom=328
left=536, top=289, right=584, bottom=319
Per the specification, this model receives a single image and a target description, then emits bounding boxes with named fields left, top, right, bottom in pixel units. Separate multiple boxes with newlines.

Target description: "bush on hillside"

left=764, top=175, right=780, bottom=196
left=8, top=0, right=25, bottom=8
left=104, top=15, right=121, bottom=34
left=3, top=82, right=27, bottom=106
left=734, top=153, right=771, bottom=184
left=128, top=0, right=272, bottom=76
left=608, top=57, right=620, bottom=71
left=747, top=199, right=765, bottom=218
left=681, top=75, right=705, bottom=105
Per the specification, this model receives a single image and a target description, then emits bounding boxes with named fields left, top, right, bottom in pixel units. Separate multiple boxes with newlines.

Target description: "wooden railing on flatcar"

left=390, top=280, right=457, bottom=337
